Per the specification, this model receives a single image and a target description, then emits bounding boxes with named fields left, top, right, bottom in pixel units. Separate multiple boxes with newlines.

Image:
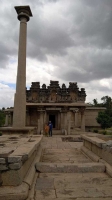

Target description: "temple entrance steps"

left=30, top=136, right=112, bottom=199
left=52, top=129, right=64, bottom=135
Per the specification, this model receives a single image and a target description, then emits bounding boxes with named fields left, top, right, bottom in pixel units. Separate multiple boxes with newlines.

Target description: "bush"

left=0, top=132, right=2, bottom=136
left=93, top=129, right=98, bottom=133
left=99, top=130, right=107, bottom=135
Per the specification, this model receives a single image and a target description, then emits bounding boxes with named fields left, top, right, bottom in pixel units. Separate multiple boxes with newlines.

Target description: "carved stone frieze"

left=26, top=80, right=86, bottom=103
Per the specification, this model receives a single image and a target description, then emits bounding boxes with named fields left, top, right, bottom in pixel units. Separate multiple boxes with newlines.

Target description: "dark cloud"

left=0, top=0, right=112, bottom=90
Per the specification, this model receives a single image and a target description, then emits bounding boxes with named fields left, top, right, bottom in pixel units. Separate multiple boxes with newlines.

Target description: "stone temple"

left=3, top=5, right=105, bottom=134
left=5, top=80, right=105, bottom=134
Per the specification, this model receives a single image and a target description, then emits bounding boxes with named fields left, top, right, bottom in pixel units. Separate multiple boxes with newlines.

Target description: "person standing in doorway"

left=49, top=121, right=53, bottom=137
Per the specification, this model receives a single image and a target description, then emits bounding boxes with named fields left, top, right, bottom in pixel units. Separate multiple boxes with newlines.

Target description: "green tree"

left=93, top=98, right=98, bottom=106
left=96, top=111, right=112, bottom=129
left=101, top=96, right=112, bottom=115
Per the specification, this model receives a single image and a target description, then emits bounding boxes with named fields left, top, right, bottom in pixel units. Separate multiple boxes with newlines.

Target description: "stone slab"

left=35, top=189, right=56, bottom=199
left=9, top=162, right=22, bottom=170
left=35, top=177, right=54, bottom=190
left=81, top=146, right=100, bottom=162
left=0, top=182, right=29, bottom=200
left=35, top=198, right=112, bottom=200
left=82, top=135, right=106, bottom=148
left=35, top=162, right=105, bottom=173
left=35, top=172, right=112, bottom=199
left=8, top=156, right=22, bottom=163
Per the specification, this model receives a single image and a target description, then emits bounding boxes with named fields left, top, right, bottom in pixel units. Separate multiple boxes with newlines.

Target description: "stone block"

left=0, top=164, right=8, bottom=171
left=35, top=178, right=54, bottom=190
left=2, top=169, right=23, bottom=186
left=0, top=172, right=2, bottom=186
left=2, top=149, right=36, bottom=186
left=8, top=156, right=22, bottom=163
left=0, top=182, right=29, bottom=200
left=9, top=162, right=22, bottom=170
left=0, top=148, right=14, bottom=157
left=91, top=144, right=102, bottom=157
left=81, top=146, right=100, bottom=162
left=0, top=158, right=6, bottom=164
left=102, top=143, right=107, bottom=149
left=35, top=162, right=105, bottom=173
left=102, top=149, right=112, bottom=166
left=84, top=140, right=92, bottom=150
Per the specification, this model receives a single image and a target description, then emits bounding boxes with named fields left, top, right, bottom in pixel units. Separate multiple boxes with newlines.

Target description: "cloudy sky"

left=0, top=0, right=112, bottom=108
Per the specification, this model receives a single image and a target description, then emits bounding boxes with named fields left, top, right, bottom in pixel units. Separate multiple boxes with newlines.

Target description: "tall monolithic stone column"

left=13, top=6, right=32, bottom=128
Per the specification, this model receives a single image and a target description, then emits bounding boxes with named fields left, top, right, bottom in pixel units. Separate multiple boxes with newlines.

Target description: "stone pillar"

left=64, top=112, right=67, bottom=130
left=80, top=108, right=85, bottom=132
left=5, top=112, right=9, bottom=126
left=67, top=111, right=71, bottom=135
left=26, top=109, right=30, bottom=126
left=13, top=6, right=32, bottom=128
left=40, top=111, right=44, bottom=133
left=74, top=109, right=79, bottom=128
left=61, top=112, right=64, bottom=129
left=58, top=112, right=61, bottom=129
left=44, top=111, right=47, bottom=125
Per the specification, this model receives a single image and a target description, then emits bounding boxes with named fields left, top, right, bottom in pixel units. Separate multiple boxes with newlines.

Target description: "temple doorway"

left=49, top=114, right=55, bottom=128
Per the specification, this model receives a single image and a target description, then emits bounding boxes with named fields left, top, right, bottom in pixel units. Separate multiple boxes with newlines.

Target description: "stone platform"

left=81, top=134, right=112, bottom=177
left=1, top=134, right=112, bottom=200
left=0, top=127, right=35, bottom=134
left=0, top=134, right=43, bottom=200
left=33, top=135, right=112, bottom=200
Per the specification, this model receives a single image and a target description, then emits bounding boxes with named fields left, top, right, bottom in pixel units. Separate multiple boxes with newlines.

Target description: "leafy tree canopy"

left=96, top=111, right=112, bottom=129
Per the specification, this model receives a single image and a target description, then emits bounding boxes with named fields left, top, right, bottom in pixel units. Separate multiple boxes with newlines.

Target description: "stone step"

left=35, top=162, right=105, bottom=173
left=35, top=173, right=112, bottom=199
left=52, top=130, right=64, bottom=135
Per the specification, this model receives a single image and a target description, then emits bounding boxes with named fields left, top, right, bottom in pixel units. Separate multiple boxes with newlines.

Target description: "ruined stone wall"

left=85, top=107, right=106, bottom=128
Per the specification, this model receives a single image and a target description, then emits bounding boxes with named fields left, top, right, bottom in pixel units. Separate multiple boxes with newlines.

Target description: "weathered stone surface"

left=106, top=140, right=112, bottom=147
left=9, top=162, right=22, bottom=170
left=2, top=169, right=23, bottom=186
left=0, top=135, right=43, bottom=186
left=0, top=182, right=29, bottom=200
left=84, top=140, right=92, bottom=150
left=0, top=148, right=14, bottom=157
left=102, top=149, right=112, bottom=165
left=76, top=198, right=112, bottom=200
left=24, top=145, right=42, bottom=189
left=56, top=187, right=112, bottom=198
left=2, top=149, right=36, bottom=186
left=8, top=155, right=22, bottom=163
left=35, top=189, right=56, bottom=199
left=35, top=172, right=112, bottom=199
left=0, top=172, right=2, bottom=186
left=35, top=162, right=105, bottom=173
left=81, top=146, right=100, bottom=162
left=0, top=158, right=5, bottom=164
left=0, top=164, right=8, bottom=171
left=35, top=178, right=54, bottom=190
left=82, top=135, right=106, bottom=148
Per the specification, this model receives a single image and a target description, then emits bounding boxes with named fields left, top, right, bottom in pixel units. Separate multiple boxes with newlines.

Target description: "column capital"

left=73, top=108, right=79, bottom=113
left=15, top=5, right=33, bottom=22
